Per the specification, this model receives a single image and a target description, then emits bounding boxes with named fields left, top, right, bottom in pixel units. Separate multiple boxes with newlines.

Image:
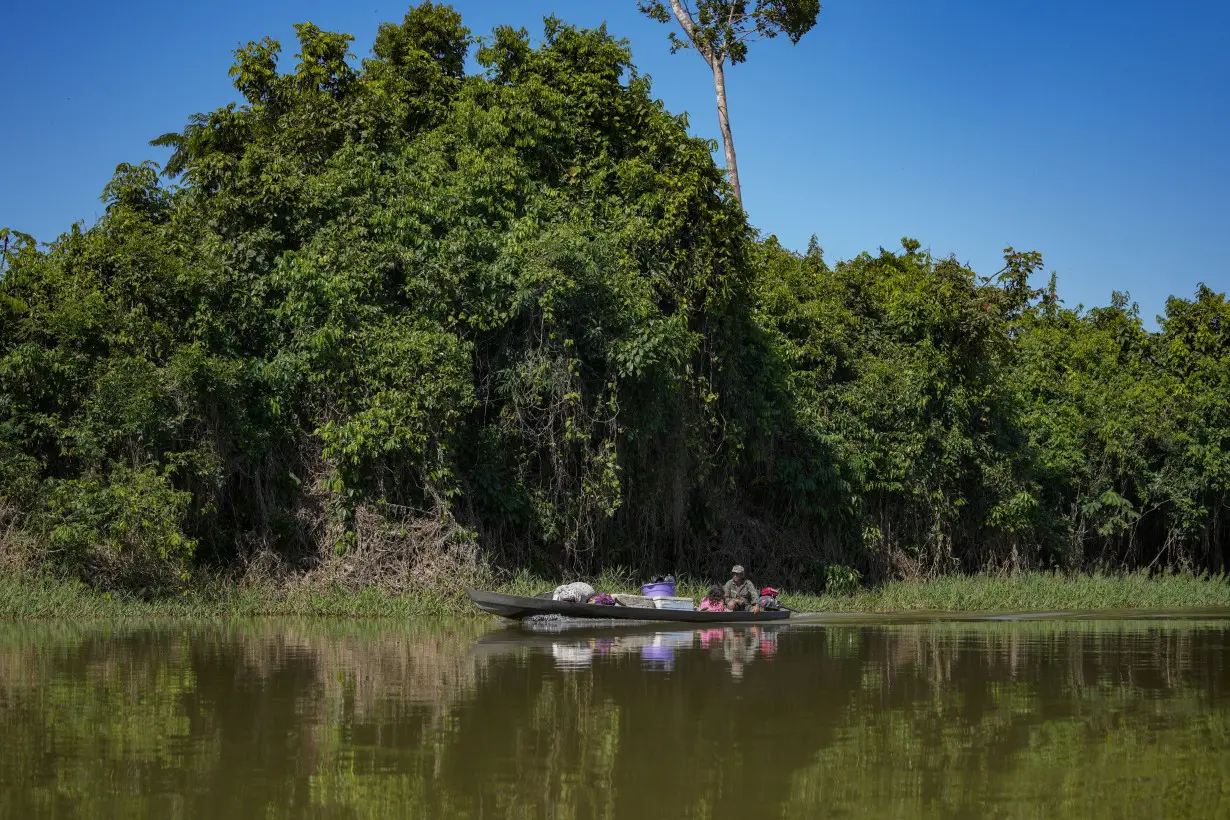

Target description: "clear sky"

left=3, top=0, right=1227, bottom=322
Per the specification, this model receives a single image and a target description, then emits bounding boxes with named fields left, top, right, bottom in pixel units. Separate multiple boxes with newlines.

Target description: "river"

left=1, top=614, right=1228, bottom=818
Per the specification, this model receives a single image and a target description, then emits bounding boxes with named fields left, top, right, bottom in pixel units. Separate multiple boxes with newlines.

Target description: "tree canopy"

left=638, top=0, right=821, bottom=64
left=1, top=4, right=1226, bottom=594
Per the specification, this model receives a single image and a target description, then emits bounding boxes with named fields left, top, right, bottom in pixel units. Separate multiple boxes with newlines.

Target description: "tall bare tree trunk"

left=664, top=0, right=743, bottom=206
left=710, top=58, right=742, bottom=205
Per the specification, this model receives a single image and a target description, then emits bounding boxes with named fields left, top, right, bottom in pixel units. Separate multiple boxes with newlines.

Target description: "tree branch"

left=722, top=0, right=740, bottom=60
left=667, top=0, right=714, bottom=63
left=732, top=29, right=768, bottom=45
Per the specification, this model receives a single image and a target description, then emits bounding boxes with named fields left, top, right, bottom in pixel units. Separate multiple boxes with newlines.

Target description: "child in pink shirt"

left=698, top=585, right=726, bottom=612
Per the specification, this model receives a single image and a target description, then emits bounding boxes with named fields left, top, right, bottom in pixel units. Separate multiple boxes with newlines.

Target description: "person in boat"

left=698, top=585, right=726, bottom=612
left=723, top=565, right=760, bottom=612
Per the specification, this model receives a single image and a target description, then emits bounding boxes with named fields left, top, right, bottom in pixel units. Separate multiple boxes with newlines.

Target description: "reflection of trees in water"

left=784, top=621, right=1230, bottom=820
left=0, top=620, right=1227, bottom=818
left=0, top=620, right=486, bottom=819
left=860, top=620, right=1218, bottom=706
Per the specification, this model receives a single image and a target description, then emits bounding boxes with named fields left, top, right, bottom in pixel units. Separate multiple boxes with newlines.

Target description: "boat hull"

left=466, top=588, right=790, bottom=623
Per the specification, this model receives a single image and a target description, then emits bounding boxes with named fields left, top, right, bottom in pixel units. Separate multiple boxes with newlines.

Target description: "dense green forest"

left=1, top=4, right=1227, bottom=594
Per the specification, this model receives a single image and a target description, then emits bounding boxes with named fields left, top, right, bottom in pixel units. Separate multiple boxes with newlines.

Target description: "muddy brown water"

left=2, top=613, right=1229, bottom=818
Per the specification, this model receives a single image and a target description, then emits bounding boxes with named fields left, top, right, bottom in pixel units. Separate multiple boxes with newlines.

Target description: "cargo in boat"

left=466, top=588, right=791, bottom=623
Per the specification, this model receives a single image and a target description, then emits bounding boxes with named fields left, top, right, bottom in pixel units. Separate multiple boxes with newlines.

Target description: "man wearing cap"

left=723, top=565, right=760, bottom=612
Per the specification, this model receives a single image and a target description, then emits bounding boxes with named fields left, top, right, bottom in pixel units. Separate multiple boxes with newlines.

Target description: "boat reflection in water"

left=478, top=622, right=789, bottom=678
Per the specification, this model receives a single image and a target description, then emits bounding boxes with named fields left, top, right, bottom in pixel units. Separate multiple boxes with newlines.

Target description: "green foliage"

left=0, top=4, right=1226, bottom=594
left=824, top=564, right=861, bottom=594
left=0, top=4, right=753, bottom=589
left=1013, top=282, right=1230, bottom=570
left=40, top=466, right=196, bottom=590
left=754, top=237, right=1040, bottom=571
left=637, top=0, right=821, bottom=64
left=753, top=235, right=1228, bottom=577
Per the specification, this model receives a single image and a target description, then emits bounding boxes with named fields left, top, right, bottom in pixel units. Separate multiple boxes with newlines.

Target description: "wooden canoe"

left=466, top=588, right=791, bottom=623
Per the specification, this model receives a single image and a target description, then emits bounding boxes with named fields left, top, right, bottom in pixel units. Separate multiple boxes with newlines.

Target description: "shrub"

left=40, top=466, right=196, bottom=591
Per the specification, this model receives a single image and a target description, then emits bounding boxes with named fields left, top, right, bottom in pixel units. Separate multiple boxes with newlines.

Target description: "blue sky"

left=3, top=0, right=1227, bottom=322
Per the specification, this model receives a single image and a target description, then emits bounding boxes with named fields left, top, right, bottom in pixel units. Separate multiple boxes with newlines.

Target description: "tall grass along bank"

left=3, top=572, right=1228, bottom=621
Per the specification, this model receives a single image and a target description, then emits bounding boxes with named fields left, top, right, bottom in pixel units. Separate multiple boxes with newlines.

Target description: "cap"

left=731, top=564, right=745, bottom=575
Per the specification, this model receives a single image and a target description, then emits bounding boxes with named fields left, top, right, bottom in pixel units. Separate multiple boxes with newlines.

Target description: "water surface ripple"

left=2, top=615, right=1229, bottom=818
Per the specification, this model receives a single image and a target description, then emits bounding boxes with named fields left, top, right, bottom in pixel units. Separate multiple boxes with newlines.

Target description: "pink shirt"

left=698, top=598, right=726, bottom=612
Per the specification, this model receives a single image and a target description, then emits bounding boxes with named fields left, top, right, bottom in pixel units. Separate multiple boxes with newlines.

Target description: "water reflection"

left=525, top=624, right=784, bottom=677
left=1, top=617, right=1229, bottom=819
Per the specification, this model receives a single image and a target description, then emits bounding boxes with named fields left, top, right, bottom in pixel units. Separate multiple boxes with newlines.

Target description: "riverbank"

left=2, top=570, right=1229, bottom=619
left=796, top=571, right=1230, bottom=613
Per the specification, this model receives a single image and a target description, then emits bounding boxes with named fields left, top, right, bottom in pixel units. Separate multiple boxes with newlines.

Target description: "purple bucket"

left=641, top=581, right=676, bottom=597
